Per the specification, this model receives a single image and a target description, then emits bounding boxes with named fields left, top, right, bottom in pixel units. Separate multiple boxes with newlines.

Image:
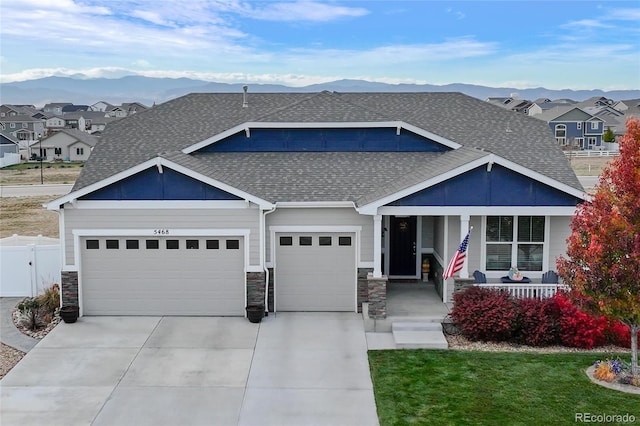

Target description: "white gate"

left=0, top=235, right=61, bottom=297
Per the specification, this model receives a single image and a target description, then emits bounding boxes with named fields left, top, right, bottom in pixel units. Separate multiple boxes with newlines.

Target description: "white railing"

left=564, top=150, right=619, bottom=158
left=474, top=283, right=569, bottom=299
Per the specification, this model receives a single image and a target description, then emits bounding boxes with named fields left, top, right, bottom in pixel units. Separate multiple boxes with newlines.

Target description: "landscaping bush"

left=515, top=297, right=561, bottom=346
left=451, top=287, right=518, bottom=342
left=607, top=320, right=632, bottom=348
left=553, top=292, right=609, bottom=349
left=15, top=284, right=60, bottom=331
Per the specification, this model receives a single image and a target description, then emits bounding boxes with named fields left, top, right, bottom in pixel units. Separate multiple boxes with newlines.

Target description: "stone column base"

left=61, top=271, right=79, bottom=307
left=367, top=273, right=388, bottom=319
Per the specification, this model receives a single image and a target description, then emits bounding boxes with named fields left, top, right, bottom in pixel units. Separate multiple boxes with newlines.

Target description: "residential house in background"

left=43, top=103, right=72, bottom=115
left=31, top=128, right=98, bottom=161
left=534, top=106, right=605, bottom=150
left=46, top=91, right=586, bottom=319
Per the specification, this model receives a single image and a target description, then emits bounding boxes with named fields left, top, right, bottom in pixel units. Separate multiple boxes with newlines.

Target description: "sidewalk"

left=0, top=298, right=39, bottom=352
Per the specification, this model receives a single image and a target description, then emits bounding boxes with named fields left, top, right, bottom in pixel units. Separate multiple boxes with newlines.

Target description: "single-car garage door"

left=275, top=232, right=356, bottom=311
left=81, top=236, right=245, bottom=315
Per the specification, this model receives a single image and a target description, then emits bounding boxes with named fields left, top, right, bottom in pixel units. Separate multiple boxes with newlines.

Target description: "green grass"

left=368, top=350, right=639, bottom=426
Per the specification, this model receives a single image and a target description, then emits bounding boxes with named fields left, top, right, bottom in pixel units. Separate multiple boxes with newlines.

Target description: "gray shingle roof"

left=74, top=91, right=582, bottom=202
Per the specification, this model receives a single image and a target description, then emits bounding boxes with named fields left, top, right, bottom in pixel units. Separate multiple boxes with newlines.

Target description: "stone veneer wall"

left=357, top=268, right=373, bottom=313
left=267, top=268, right=274, bottom=312
left=246, top=272, right=266, bottom=308
left=61, top=271, right=79, bottom=306
left=453, top=277, right=475, bottom=297
left=367, top=273, right=388, bottom=319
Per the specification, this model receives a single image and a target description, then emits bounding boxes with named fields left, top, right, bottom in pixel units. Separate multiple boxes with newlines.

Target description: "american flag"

left=443, top=231, right=470, bottom=279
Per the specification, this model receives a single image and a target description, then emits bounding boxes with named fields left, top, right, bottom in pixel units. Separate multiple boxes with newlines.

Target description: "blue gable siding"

left=196, top=128, right=450, bottom=153
left=80, top=167, right=242, bottom=201
left=388, top=165, right=580, bottom=207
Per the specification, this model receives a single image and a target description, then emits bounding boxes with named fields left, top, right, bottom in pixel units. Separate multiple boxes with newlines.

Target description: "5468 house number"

left=153, top=229, right=170, bottom=235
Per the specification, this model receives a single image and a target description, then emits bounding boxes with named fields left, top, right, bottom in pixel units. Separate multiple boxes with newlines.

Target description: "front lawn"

left=369, top=350, right=639, bottom=426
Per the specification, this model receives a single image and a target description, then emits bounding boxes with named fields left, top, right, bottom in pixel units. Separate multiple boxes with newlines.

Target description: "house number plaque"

left=153, top=229, right=170, bottom=235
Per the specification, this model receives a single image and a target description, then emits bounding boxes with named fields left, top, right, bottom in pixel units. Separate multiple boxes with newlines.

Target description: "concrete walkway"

left=1, top=313, right=379, bottom=426
left=0, top=298, right=39, bottom=352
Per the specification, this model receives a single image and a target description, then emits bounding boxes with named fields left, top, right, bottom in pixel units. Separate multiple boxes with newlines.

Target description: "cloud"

left=215, top=0, right=369, bottom=22
left=561, top=19, right=611, bottom=29
left=446, top=7, right=465, bottom=20
left=605, top=7, right=640, bottom=21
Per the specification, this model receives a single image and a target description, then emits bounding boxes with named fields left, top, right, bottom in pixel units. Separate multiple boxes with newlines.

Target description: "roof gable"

left=194, top=126, right=451, bottom=153
left=80, top=166, right=242, bottom=201
left=551, top=107, right=594, bottom=122
left=387, top=164, right=582, bottom=207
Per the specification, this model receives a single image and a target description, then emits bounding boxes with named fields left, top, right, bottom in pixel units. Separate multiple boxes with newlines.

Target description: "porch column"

left=460, top=214, right=470, bottom=279
left=373, top=214, right=383, bottom=278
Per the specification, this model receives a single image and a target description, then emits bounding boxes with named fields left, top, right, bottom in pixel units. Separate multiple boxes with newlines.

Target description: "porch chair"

left=473, top=270, right=487, bottom=284
left=541, top=270, right=559, bottom=284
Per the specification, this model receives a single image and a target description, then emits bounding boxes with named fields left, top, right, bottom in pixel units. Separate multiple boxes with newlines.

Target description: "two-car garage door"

left=275, top=232, right=356, bottom=311
left=80, top=236, right=245, bottom=316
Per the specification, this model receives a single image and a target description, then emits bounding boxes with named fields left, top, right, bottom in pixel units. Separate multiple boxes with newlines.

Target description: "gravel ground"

left=446, top=334, right=631, bottom=354
left=0, top=343, right=25, bottom=379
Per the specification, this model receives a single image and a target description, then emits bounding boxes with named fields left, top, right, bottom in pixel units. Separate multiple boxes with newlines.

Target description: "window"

left=76, top=147, right=84, bottom=155
left=588, top=137, right=597, bottom=149
left=106, top=239, right=119, bottom=249
left=146, top=240, right=159, bottom=249
left=319, top=236, right=332, bottom=246
left=166, top=240, right=179, bottom=249
left=299, top=236, right=312, bottom=246
left=22, top=123, right=28, bottom=128
left=126, top=239, right=139, bottom=249
left=590, top=121, right=599, bottom=130
left=86, top=239, right=99, bottom=249
left=577, top=122, right=582, bottom=130
left=339, top=236, right=352, bottom=246
left=54, top=147, right=62, bottom=155
left=186, top=239, right=199, bottom=249
left=226, top=239, right=240, bottom=249
left=485, top=216, right=545, bottom=271
left=279, top=236, right=292, bottom=246
left=554, top=124, right=566, bottom=145
left=206, top=239, right=219, bottom=249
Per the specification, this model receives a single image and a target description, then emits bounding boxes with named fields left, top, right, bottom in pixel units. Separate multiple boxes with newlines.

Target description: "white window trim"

left=481, top=215, right=549, bottom=278
left=591, top=121, right=599, bottom=130
left=577, top=122, right=582, bottom=130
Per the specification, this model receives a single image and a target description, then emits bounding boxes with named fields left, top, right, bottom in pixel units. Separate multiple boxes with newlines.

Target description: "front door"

left=389, top=216, right=417, bottom=276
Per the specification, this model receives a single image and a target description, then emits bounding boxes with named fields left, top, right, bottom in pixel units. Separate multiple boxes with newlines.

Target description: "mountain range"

left=1, top=76, right=639, bottom=108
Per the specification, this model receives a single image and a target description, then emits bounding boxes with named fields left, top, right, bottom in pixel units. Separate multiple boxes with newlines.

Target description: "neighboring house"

left=43, top=103, right=72, bottom=115
left=535, top=106, right=605, bottom=150
left=62, top=105, right=90, bottom=113
left=0, top=114, right=46, bottom=147
left=90, top=101, right=113, bottom=112
left=0, top=133, right=19, bottom=156
left=46, top=91, right=587, bottom=318
left=31, top=128, right=98, bottom=161
left=77, top=111, right=120, bottom=133
left=45, top=116, right=67, bottom=132
left=486, top=97, right=533, bottom=114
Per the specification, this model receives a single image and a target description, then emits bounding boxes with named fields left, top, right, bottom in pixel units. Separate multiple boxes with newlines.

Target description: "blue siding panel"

left=389, top=165, right=580, bottom=207
left=197, top=128, right=450, bottom=153
left=81, top=167, right=242, bottom=201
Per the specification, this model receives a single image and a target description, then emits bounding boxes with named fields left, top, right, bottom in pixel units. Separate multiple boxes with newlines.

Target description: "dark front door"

left=389, top=216, right=417, bottom=276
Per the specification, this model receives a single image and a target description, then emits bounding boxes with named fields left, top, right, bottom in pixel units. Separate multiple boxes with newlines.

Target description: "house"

left=31, top=128, right=98, bottom=161
left=90, top=101, right=113, bottom=112
left=46, top=91, right=587, bottom=318
left=534, top=106, right=605, bottom=150
left=43, top=103, right=72, bottom=115
left=0, top=133, right=19, bottom=156
left=486, top=97, right=533, bottom=114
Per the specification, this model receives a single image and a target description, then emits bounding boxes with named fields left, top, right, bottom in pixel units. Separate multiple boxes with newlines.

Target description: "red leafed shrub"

left=515, top=297, right=561, bottom=346
left=451, top=287, right=518, bottom=342
left=607, top=320, right=632, bottom=348
left=553, top=292, right=609, bottom=349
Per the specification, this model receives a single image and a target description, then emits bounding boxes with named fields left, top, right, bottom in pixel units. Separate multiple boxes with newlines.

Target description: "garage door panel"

left=275, top=233, right=356, bottom=312
left=81, top=237, right=245, bottom=316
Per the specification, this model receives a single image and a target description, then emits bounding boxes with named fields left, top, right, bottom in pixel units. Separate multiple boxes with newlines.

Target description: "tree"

left=603, top=126, right=616, bottom=143
left=557, top=117, right=640, bottom=375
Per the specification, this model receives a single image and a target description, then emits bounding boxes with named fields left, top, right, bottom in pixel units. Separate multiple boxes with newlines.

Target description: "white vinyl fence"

left=0, top=153, right=20, bottom=168
left=0, top=235, right=61, bottom=297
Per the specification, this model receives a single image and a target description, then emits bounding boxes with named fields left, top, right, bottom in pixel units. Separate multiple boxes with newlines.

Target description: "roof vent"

left=242, top=85, right=248, bottom=108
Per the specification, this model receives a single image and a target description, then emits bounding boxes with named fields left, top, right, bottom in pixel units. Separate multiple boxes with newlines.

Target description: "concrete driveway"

left=0, top=313, right=379, bottom=426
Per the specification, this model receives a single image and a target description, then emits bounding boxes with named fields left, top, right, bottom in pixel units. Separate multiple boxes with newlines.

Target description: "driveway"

left=0, top=313, right=379, bottom=426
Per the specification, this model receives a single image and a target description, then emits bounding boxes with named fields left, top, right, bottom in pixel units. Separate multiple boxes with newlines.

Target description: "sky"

left=1, top=0, right=639, bottom=90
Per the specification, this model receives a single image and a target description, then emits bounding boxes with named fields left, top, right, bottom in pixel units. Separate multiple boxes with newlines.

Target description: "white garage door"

left=275, top=232, right=356, bottom=311
left=81, top=236, right=245, bottom=315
